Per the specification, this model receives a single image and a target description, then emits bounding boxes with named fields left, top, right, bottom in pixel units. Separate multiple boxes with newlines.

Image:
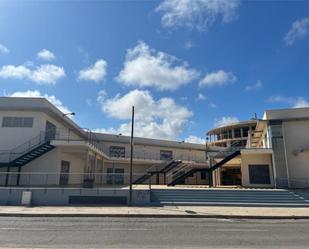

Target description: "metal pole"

left=129, top=106, right=135, bottom=205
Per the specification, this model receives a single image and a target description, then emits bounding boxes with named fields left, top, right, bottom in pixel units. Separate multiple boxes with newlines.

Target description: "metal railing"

left=0, top=127, right=208, bottom=164
left=0, top=172, right=154, bottom=189
left=0, top=131, right=49, bottom=163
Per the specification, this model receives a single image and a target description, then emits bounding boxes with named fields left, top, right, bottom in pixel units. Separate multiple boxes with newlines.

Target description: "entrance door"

left=45, top=121, right=56, bottom=141
left=60, top=160, right=70, bottom=185
left=221, top=168, right=241, bottom=185
left=114, top=168, right=124, bottom=185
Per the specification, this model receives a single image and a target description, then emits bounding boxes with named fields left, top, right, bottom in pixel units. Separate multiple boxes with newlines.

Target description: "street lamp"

left=62, top=112, right=75, bottom=117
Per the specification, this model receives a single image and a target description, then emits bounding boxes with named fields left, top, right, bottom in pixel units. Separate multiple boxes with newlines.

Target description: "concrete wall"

left=241, top=153, right=274, bottom=188
left=101, top=141, right=206, bottom=163
left=0, top=188, right=150, bottom=205
left=283, top=120, right=309, bottom=188
left=0, top=110, right=82, bottom=151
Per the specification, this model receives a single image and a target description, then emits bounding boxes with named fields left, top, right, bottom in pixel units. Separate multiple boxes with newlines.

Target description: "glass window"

left=242, top=127, right=249, bottom=137
left=109, top=146, right=125, bottom=158
left=114, top=168, right=124, bottom=185
left=234, top=128, right=241, bottom=138
left=160, top=150, right=173, bottom=160
left=249, top=165, right=271, bottom=184
left=2, top=117, right=34, bottom=128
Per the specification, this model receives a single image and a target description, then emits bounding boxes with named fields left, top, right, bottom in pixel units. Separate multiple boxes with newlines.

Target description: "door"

left=114, top=168, right=124, bottom=185
left=60, top=160, right=70, bottom=185
left=45, top=121, right=56, bottom=141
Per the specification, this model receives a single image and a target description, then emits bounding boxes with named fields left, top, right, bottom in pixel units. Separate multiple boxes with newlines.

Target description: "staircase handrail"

left=0, top=130, right=48, bottom=163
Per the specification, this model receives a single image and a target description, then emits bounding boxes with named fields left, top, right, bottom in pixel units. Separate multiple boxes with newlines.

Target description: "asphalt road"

left=0, top=217, right=309, bottom=248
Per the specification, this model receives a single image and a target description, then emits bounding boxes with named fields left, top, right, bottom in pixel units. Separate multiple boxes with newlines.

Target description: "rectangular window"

left=242, top=127, right=249, bottom=137
left=249, top=165, right=271, bottom=184
left=114, top=168, right=125, bottom=185
left=109, top=146, right=125, bottom=158
left=234, top=128, right=241, bottom=138
left=106, top=168, right=113, bottom=184
left=106, top=168, right=124, bottom=185
left=160, top=150, right=173, bottom=161
left=2, top=117, right=34, bottom=128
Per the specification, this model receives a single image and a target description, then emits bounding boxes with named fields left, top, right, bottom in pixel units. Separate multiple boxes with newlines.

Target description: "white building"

left=0, top=97, right=309, bottom=190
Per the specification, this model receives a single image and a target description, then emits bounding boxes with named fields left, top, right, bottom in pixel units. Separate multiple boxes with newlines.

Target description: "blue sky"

left=0, top=0, right=309, bottom=143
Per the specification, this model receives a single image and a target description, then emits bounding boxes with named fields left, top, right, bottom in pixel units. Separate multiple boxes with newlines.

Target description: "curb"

left=0, top=213, right=309, bottom=219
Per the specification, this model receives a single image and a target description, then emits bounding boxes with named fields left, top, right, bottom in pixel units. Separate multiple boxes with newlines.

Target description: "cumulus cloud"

left=214, top=116, right=239, bottom=127
left=37, top=49, right=55, bottom=61
left=96, top=89, right=193, bottom=140
left=268, top=95, right=309, bottom=108
left=8, top=90, right=71, bottom=115
left=0, top=43, right=9, bottom=54
left=0, top=64, right=65, bottom=85
left=283, top=17, right=309, bottom=46
left=245, top=80, right=262, bottom=91
left=185, top=135, right=205, bottom=144
left=117, top=41, right=199, bottom=91
left=156, top=0, right=240, bottom=31
left=199, top=70, right=236, bottom=87
left=78, top=59, right=107, bottom=83
left=196, top=93, right=207, bottom=101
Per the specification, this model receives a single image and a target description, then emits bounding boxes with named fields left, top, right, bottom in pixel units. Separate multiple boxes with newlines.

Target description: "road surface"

left=0, top=217, right=308, bottom=248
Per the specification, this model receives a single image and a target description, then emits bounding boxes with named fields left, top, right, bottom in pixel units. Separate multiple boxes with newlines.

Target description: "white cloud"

left=209, top=102, right=216, bottom=108
left=214, top=116, right=239, bottom=127
left=156, top=0, right=240, bottom=31
left=97, top=89, right=193, bottom=140
left=184, top=40, right=195, bottom=50
left=199, top=70, right=236, bottom=87
left=78, top=59, right=107, bottom=83
left=245, top=80, right=262, bottom=91
left=117, top=41, right=199, bottom=91
left=268, top=95, right=309, bottom=108
left=293, top=97, right=309, bottom=108
left=0, top=64, right=65, bottom=85
left=37, top=49, right=55, bottom=61
left=8, top=90, right=71, bottom=115
left=283, top=17, right=309, bottom=46
left=196, top=93, right=207, bottom=101
left=0, top=43, right=9, bottom=54
left=185, top=135, right=205, bottom=144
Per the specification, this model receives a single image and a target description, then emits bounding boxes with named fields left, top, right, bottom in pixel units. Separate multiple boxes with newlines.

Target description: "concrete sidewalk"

left=1, top=205, right=309, bottom=219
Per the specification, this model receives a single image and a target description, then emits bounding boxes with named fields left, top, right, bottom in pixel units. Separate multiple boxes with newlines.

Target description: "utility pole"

left=205, top=136, right=212, bottom=188
left=129, top=106, right=135, bottom=205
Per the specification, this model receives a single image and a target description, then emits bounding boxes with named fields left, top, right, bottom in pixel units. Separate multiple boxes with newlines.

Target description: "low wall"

left=0, top=188, right=150, bottom=206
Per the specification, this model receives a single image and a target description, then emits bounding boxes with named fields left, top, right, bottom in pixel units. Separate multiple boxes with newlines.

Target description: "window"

left=109, top=146, right=125, bottom=158
left=249, top=165, right=271, bottom=184
left=234, top=128, right=241, bottom=138
left=242, top=127, right=249, bottom=137
left=106, top=168, right=124, bottom=185
left=2, top=117, right=34, bottom=128
left=160, top=150, right=173, bottom=160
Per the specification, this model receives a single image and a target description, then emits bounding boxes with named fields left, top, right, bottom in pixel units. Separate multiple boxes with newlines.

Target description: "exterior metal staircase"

left=0, top=131, right=55, bottom=168
left=168, top=150, right=241, bottom=186
left=133, top=160, right=182, bottom=184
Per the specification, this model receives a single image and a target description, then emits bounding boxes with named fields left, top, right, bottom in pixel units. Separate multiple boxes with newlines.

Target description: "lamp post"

left=129, top=106, right=135, bottom=206
left=62, top=112, right=75, bottom=117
